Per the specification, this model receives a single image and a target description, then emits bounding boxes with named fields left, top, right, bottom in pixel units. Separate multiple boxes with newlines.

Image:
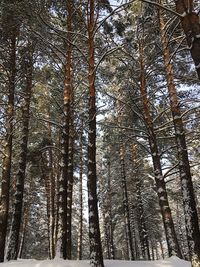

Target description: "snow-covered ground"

left=0, top=257, right=190, bottom=267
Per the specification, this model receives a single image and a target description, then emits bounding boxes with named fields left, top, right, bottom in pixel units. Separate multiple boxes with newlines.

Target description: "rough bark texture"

left=7, top=45, right=33, bottom=261
left=59, top=0, right=73, bottom=259
left=138, top=39, right=181, bottom=257
left=159, top=11, right=200, bottom=266
left=0, top=33, right=16, bottom=262
left=87, top=1, right=104, bottom=266
left=175, top=0, right=200, bottom=80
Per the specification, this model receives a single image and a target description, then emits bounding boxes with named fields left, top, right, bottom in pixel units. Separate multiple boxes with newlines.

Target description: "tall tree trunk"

left=18, top=165, right=34, bottom=259
left=138, top=39, right=181, bottom=257
left=0, top=33, right=16, bottom=262
left=159, top=240, right=164, bottom=259
left=119, top=143, right=135, bottom=260
left=44, top=163, right=51, bottom=259
left=41, top=155, right=52, bottom=259
left=87, top=1, right=104, bottom=266
left=136, top=178, right=151, bottom=260
left=66, top=129, right=74, bottom=259
left=129, top=201, right=139, bottom=260
left=58, top=0, right=73, bottom=259
left=46, top=115, right=56, bottom=259
left=175, top=0, right=200, bottom=80
left=49, top=152, right=56, bottom=258
left=159, top=11, right=200, bottom=266
left=77, top=121, right=83, bottom=260
left=107, top=160, right=115, bottom=260
left=6, top=45, right=33, bottom=261
left=102, top=207, right=111, bottom=259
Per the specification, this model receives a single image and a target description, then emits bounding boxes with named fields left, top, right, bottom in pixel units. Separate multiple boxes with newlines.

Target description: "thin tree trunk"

left=6, top=44, right=33, bottom=261
left=175, top=0, right=200, bottom=79
left=39, top=123, right=55, bottom=259
left=41, top=155, right=52, bottom=259
left=129, top=202, right=139, bottom=260
left=159, top=11, right=200, bottom=266
left=107, top=160, right=115, bottom=260
left=102, top=208, right=111, bottom=259
left=151, top=242, right=155, bottom=261
left=66, top=130, right=74, bottom=259
left=77, top=120, right=83, bottom=260
left=131, top=144, right=150, bottom=260
left=138, top=39, right=181, bottom=258
left=159, top=240, right=164, bottom=259
left=119, top=142, right=135, bottom=260
left=18, top=165, right=33, bottom=259
left=87, top=1, right=104, bottom=266
left=0, top=32, right=16, bottom=262
left=136, top=178, right=151, bottom=260
left=47, top=116, right=56, bottom=259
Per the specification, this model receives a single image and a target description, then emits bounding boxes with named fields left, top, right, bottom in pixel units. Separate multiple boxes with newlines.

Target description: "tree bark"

left=175, top=0, right=200, bottom=80
left=66, top=129, right=74, bottom=259
left=0, top=33, right=16, bottom=262
left=6, top=44, right=33, bottom=261
left=119, top=143, right=135, bottom=260
left=138, top=38, right=181, bottom=257
left=47, top=117, right=56, bottom=259
left=136, top=178, right=151, bottom=260
left=107, top=160, right=115, bottom=260
left=58, top=0, right=73, bottom=259
left=87, top=1, right=104, bottom=266
left=77, top=120, right=83, bottom=260
left=159, top=11, right=200, bottom=266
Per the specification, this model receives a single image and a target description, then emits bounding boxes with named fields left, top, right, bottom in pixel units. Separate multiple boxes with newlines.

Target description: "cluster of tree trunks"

left=159, top=8, right=200, bottom=266
left=0, top=1, right=200, bottom=267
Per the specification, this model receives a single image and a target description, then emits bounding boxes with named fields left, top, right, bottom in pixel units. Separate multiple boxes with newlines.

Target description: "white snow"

left=0, top=257, right=190, bottom=267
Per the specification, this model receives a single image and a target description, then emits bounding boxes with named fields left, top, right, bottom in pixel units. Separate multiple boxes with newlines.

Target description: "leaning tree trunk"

left=6, top=45, right=33, bottom=261
left=138, top=39, right=181, bottom=258
left=159, top=11, right=200, bottom=267
left=175, top=0, right=200, bottom=80
left=0, top=33, right=16, bottom=262
left=87, top=1, right=104, bottom=266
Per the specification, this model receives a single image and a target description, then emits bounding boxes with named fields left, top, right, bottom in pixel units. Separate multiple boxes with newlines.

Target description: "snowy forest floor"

left=0, top=257, right=190, bottom=267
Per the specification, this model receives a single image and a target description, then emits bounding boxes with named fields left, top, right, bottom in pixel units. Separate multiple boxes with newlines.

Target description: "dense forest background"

left=0, top=0, right=200, bottom=267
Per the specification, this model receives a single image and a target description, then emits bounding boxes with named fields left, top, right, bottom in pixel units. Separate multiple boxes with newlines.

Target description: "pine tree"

left=158, top=7, right=200, bottom=266
left=0, top=0, right=19, bottom=260
left=87, top=1, right=104, bottom=266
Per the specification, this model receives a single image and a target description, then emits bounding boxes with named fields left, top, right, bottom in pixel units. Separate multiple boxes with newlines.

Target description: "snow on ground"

left=0, top=257, right=190, bottom=267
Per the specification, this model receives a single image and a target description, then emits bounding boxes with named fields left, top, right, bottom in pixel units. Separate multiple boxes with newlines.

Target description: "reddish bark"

left=0, top=33, right=16, bottom=262
left=87, top=1, right=104, bottom=266
left=138, top=38, right=181, bottom=257
left=159, top=10, right=200, bottom=266
left=175, top=0, right=200, bottom=79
